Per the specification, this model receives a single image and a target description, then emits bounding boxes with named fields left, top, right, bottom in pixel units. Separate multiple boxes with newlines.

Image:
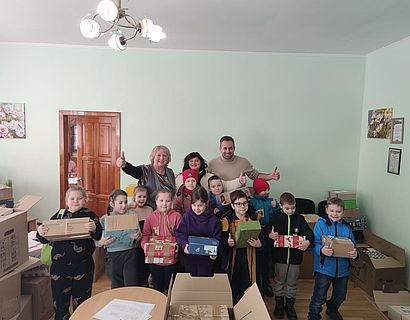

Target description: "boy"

left=267, top=192, right=313, bottom=320
left=222, top=190, right=262, bottom=304
left=249, top=178, right=280, bottom=297
left=208, top=175, right=231, bottom=219
left=307, top=197, right=358, bottom=320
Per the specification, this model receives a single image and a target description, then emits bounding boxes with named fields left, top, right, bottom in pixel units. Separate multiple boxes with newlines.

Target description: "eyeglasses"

left=233, top=201, right=248, bottom=207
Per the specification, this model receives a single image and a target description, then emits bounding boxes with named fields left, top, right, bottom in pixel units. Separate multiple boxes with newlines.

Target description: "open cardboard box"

left=373, top=290, right=410, bottom=312
left=0, top=195, right=42, bottom=217
left=350, top=230, right=405, bottom=297
left=302, top=214, right=318, bottom=229
left=165, top=273, right=270, bottom=320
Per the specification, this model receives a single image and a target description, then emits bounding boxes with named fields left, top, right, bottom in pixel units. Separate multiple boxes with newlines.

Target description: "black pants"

left=50, top=259, right=94, bottom=320
left=136, top=247, right=150, bottom=286
left=185, top=255, right=214, bottom=277
left=231, top=249, right=251, bottom=304
left=149, top=263, right=179, bottom=293
left=106, top=249, right=138, bottom=288
left=256, top=229, right=272, bottom=288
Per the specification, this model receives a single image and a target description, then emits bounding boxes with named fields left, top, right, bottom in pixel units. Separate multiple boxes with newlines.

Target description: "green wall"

left=358, top=37, right=410, bottom=286
left=0, top=44, right=364, bottom=225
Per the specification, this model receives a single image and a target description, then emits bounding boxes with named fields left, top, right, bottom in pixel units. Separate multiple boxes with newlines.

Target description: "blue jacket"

left=249, top=194, right=280, bottom=226
left=313, top=216, right=356, bottom=278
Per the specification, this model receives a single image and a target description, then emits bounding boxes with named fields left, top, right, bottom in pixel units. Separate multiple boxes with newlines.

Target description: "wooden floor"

left=92, top=274, right=383, bottom=319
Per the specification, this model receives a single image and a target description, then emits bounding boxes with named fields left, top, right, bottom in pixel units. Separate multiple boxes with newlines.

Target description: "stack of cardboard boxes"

left=0, top=190, right=54, bottom=320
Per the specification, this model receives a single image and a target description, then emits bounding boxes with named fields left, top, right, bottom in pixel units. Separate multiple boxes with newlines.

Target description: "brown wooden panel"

left=98, top=123, right=111, bottom=158
left=98, top=162, right=112, bottom=195
left=83, top=121, right=96, bottom=157
left=82, top=160, right=95, bottom=193
left=87, top=196, right=97, bottom=215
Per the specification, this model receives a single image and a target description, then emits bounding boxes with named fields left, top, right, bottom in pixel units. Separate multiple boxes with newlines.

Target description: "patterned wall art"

left=0, top=103, right=26, bottom=139
left=367, top=107, right=393, bottom=139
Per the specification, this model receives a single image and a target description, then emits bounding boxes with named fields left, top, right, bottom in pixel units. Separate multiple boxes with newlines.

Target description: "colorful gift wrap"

left=274, top=235, right=306, bottom=248
left=188, top=236, right=219, bottom=256
left=144, top=235, right=177, bottom=264
left=235, top=220, right=261, bottom=248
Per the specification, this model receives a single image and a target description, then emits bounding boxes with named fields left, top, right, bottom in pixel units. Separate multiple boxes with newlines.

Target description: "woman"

left=116, top=146, right=176, bottom=209
left=175, top=152, right=208, bottom=195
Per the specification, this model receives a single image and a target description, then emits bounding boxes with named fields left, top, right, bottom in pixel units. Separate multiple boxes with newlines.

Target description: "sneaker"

left=326, top=309, right=343, bottom=320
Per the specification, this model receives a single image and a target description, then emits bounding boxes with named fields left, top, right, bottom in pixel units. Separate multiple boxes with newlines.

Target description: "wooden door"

left=59, top=111, right=120, bottom=217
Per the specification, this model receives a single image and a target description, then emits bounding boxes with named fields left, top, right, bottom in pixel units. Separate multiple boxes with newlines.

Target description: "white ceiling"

left=1, top=0, right=410, bottom=54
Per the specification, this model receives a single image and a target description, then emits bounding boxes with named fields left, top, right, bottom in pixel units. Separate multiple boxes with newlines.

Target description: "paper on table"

left=93, top=298, right=154, bottom=320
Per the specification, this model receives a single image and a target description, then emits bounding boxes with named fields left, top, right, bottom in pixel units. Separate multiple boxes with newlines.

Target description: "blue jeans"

left=308, top=272, right=348, bottom=320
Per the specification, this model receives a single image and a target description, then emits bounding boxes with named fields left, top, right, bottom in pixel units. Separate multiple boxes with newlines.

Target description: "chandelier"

left=80, top=0, right=166, bottom=51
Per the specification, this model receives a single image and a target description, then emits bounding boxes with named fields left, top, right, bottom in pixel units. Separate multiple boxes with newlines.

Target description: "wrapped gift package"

left=188, top=236, right=219, bottom=256
left=322, top=235, right=354, bottom=258
left=144, top=236, right=177, bottom=264
left=103, top=214, right=139, bottom=249
left=234, top=220, right=261, bottom=248
left=274, top=235, right=306, bottom=248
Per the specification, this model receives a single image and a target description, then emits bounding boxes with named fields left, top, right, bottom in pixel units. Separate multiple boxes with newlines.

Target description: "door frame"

left=59, top=110, right=121, bottom=209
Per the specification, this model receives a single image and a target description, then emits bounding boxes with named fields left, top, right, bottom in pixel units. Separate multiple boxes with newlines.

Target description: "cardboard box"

left=234, top=220, right=261, bottom=249
left=343, top=199, right=357, bottom=210
left=322, top=236, right=354, bottom=258
left=343, top=208, right=360, bottom=218
left=103, top=214, right=139, bottom=249
left=216, top=187, right=253, bottom=205
left=350, top=230, right=405, bottom=297
left=10, top=295, right=32, bottom=320
left=299, top=248, right=314, bottom=279
left=302, top=214, right=319, bottom=229
left=388, top=306, right=410, bottom=320
left=42, top=217, right=90, bottom=241
left=144, top=236, right=177, bottom=264
left=274, top=235, right=306, bottom=248
left=169, top=304, right=229, bottom=320
left=0, top=211, right=29, bottom=277
left=0, top=187, right=13, bottom=202
left=0, top=196, right=42, bottom=217
left=373, top=290, right=410, bottom=312
left=188, top=236, right=219, bottom=256
left=328, top=190, right=356, bottom=200
left=166, top=273, right=270, bottom=320
left=21, top=276, right=53, bottom=320
left=0, top=258, right=39, bottom=320
left=0, top=199, right=14, bottom=209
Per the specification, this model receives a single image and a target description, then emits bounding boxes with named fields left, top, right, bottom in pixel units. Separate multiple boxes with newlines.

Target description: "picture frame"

left=387, top=148, right=402, bottom=175
left=390, top=117, right=404, bottom=144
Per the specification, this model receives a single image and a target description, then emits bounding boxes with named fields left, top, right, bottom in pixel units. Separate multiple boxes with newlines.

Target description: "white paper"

left=392, top=122, right=403, bottom=142
left=93, top=299, right=154, bottom=320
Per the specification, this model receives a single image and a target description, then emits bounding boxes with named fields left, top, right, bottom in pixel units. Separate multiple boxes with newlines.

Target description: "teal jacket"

left=249, top=194, right=280, bottom=226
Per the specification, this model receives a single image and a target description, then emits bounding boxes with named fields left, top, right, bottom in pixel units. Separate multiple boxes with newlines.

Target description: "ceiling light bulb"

left=96, top=0, right=119, bottom=22
left=108, top=32, right=127, bottom=51
left=80, top=18, right=101, bottom=39
left=140, top=18, right=154, bottom=38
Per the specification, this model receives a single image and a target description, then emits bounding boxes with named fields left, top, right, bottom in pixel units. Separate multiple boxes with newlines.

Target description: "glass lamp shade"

left=80, top=18, right=101, bottom=39
left=148, top=25, right=167, bottom=42
left=96, top=0, right=119, bottom=22
left=108, top=33, right=127, bottom=51
left=140, top=18, right=154, bottom=38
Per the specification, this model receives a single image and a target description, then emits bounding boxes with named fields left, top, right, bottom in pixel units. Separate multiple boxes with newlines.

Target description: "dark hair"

left=182, top=152, right=208, bottom=181
left=279, top=192, right=296, bottom=205
left=230, top=190, right=248, bottom=204
left=208, top=175, right=222, bottom=187
left=107, top=189, right=127, bottom=215
left=219, top=136, right=235, bottom=146
left=191, top=187, right=209, bottom=203
left=327, top=197, right=344, bottom=209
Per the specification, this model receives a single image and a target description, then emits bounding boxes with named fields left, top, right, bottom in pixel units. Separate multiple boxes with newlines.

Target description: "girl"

left=36, top=185, right=102, bottom=320
left=98, top=189, right=142, bottom=289
left=176, top=187, right=222, bottom=276
left=128, top=185, right=153, bottom=286
left=222, top=189, right=263, bottom=304
left=141, top=189, right=182, bottom=293
left=174, top=169, right=198, bottom=215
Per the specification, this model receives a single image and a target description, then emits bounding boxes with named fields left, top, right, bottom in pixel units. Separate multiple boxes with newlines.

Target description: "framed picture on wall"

left=387, top=148, right=402, bottom=175
left=390, top=117, right=404, bottom=144
left=0, top=102, right=26, bottom=139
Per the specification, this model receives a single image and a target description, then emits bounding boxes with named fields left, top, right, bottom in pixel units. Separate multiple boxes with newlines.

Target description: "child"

left=141, top=189, right=182, bottom=293
left=176, top=187, right=222, bottom=276
left=208, top=175, right=231, bottom=219
left=249, top=178, right=280, bottom=297
left=174, top=169, right=198, bottom=215
left=128, top=185, right=153, bottom=286
left=223, top=189, right=262, bottom=304
left=36, top=186, right=103, bottom=320
left=307, top=197, right=358, bottom=320
left=267, top=192, right=313, bottom=320
left=98, top=189, right=142, bottom=289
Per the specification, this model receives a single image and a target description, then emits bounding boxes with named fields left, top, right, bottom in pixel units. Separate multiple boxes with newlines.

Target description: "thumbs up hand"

left=227, top=233, right=235, bottom=247
left=269, top=227, right=278, bottom=240
left=270, top=167, right=280, bottom=181
left=239, top=172, right=246, bottom=186
left=116, top=151, right=126, bottom=168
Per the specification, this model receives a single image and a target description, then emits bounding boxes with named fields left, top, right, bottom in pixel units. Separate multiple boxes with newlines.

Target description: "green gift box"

left=343, top=199, right=357, bottom=209
left=235, top=220, right=261, bottom=248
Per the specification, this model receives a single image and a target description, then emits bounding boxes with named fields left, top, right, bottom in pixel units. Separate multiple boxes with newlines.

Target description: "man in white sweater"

left=208, top=136, right=280, bottom=186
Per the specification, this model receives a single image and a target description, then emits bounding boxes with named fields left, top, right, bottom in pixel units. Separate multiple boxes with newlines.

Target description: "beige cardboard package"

left=21, top=276, right=53, bottom=320
left=10, top=295, right=32, bottom=320
left=42, top=217, right=90, bottom=241
left=322, top=236, right=354, bottom=258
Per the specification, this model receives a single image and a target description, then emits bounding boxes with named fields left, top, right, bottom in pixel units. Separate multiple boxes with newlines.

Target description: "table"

left=71, top=287, right=167, bottom=320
